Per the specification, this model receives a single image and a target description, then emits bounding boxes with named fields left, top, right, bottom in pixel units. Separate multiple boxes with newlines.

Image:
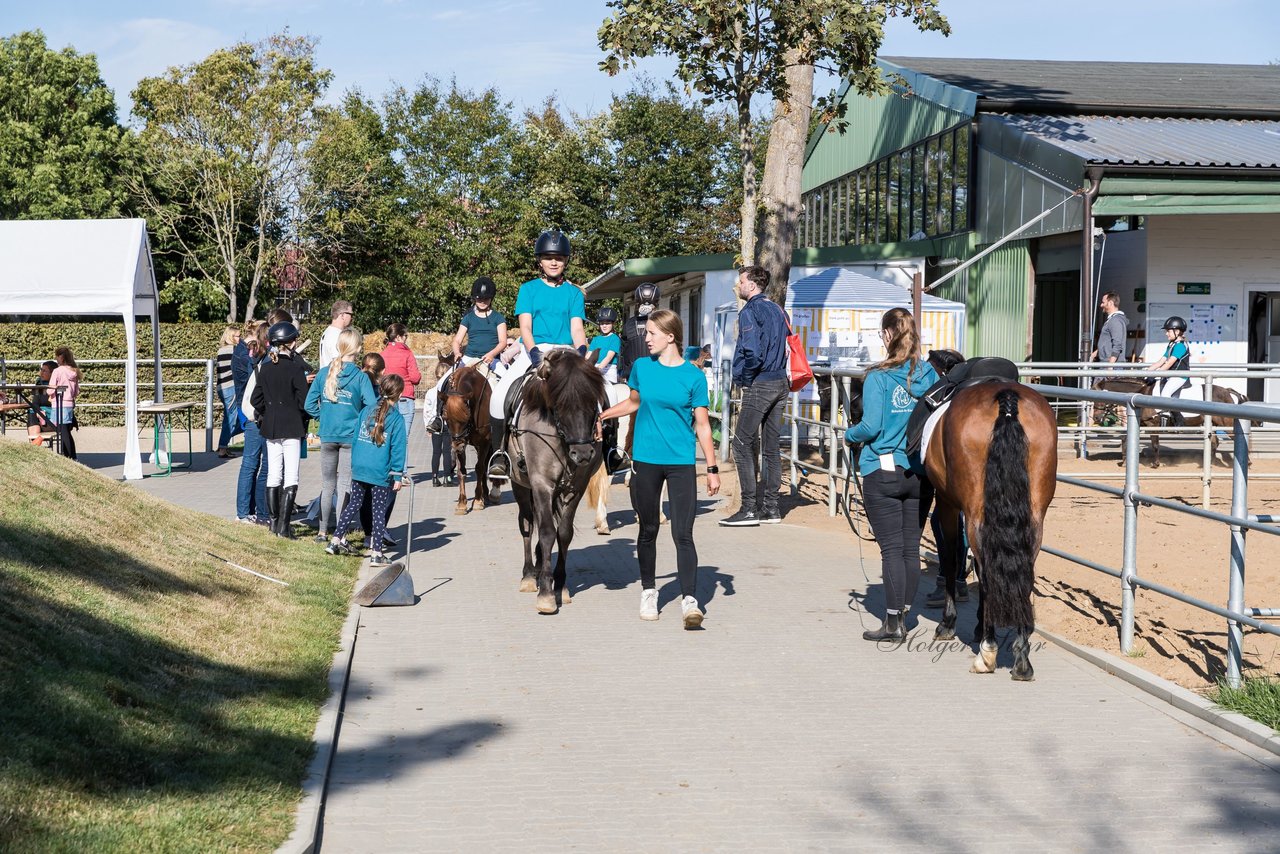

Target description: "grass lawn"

left=0, top=441, right=357, bottom=852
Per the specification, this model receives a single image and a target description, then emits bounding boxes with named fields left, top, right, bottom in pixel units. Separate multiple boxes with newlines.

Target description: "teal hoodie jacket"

left=305, top=362, right=377, bottom=444
left=845, top=360, right=938, bottom=476
left=351, top=404, right=407, bottom=487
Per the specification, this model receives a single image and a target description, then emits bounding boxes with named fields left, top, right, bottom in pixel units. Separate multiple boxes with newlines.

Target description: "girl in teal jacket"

left=327, top=374, right=408, bottom=566
left=844, top=307, right=938, bottom=644
left=305, top=329, right=376, bottom=540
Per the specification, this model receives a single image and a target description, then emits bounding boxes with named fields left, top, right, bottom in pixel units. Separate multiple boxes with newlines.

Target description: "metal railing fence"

left=760, top=365, right=1279, bottom=688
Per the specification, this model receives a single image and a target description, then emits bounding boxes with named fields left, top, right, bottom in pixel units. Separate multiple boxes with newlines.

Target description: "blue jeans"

left=217, top=386, right=241, bottom=449
left=397, top=397, right=416, bottom=435
left=236, top=421, right=268, bottom=518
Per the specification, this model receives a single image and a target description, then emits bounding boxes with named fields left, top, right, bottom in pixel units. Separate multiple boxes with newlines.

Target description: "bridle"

left=509, top=381, right=603, bottom=492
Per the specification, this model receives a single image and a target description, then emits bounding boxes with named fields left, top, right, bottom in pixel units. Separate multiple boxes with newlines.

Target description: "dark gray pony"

left=509, top=349, right=606, bottom=614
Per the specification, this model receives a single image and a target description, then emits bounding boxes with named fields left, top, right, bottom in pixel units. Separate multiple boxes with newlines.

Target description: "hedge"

left=0, top=322, right=452, bottom=426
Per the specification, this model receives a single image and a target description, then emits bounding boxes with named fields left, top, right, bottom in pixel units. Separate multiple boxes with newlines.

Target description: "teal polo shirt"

left=514, top=278, right=584, bottom=346
left=627, top=355, right=709, bottom=466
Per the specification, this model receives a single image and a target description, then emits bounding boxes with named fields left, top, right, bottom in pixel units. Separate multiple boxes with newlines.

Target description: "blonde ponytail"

left=325, top=328, right=364, bottom=402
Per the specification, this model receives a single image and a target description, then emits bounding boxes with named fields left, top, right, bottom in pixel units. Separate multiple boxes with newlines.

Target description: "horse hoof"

left=934, top=627, right=956, bottom=641
left=561, top=590, right=572, bottom=605
left=1011, top=667, right=1035, bottom=682
left=519, top=577, right=537, bottom=593
left=970, top=659, right=995, bottom=674
left=536, top=595, right=558, bottom=614
left=596, top=526, right=609, bottom=536
left=454, top=506, right=467, bottom=516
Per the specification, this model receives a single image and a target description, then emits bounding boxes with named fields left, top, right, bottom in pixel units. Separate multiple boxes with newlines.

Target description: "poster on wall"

left=1146, top=302, right=1237, bottom=361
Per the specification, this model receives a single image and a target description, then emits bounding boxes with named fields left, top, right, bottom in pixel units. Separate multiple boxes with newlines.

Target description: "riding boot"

left=862, top=612, right=905, bottom=644
left=265, top=486, right=282, bottom=535
left=602, top=419, right=626, bottom=474
left=1171, top=410, right=1186, bottom=428
left=277, top=485, right=298, bottom=538
left=487, top=418, right=510, bottom=479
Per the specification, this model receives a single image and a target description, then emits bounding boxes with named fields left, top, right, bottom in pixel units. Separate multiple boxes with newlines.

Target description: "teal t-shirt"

left=461, top=309, right=505, bottom=358
left=589, top=333, right=621, bottom=360
left=513, top=278, right=584, bottom=346
left=627, top=356, right=710, bottom=465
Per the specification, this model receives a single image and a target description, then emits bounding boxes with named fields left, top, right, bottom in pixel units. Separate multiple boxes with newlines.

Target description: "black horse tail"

left=979, top=388, right=1036, bottom=628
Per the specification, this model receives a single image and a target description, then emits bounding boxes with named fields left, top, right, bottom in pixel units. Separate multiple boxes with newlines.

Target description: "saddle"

left=905, top=356, right=1020, bottom=457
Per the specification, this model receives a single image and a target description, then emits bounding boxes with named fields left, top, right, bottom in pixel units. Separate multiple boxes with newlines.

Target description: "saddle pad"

left=920, top=401, right=950, bottom=462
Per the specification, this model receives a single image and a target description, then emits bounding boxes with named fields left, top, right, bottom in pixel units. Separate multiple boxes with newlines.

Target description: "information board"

left=1147, top=302, right=1237, bottom=347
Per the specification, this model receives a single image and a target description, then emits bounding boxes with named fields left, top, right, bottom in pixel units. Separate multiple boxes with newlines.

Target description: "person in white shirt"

left=320, top=300, right=355, bottom=367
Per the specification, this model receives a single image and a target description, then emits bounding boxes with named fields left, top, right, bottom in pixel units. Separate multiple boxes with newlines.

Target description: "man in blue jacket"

left=722, top=265, right=790, bottom=527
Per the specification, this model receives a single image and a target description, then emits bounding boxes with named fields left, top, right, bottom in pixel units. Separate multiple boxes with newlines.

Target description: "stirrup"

left=425, top=416, right=443, bottom=434
left=605, top=447, right=631, bottom=475
left=487, top=450, right=511, bottom=482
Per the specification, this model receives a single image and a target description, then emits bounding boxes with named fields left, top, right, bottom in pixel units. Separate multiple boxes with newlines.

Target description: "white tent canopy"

left=0, top=218, right=162, bottom=480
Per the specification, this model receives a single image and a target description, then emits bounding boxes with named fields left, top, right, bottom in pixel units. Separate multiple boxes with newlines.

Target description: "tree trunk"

left=737, top=100, right=757, bottom=267
left=757, top=52, right=814, bottom=305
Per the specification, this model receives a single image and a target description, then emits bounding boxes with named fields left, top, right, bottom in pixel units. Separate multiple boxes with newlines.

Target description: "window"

left=800, top=123, right=973, bottom=248
left=688, top=288, right=702, bottom=347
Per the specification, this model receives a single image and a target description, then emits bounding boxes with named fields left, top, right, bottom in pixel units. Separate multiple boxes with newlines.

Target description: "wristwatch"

left=705, top=465, right=720, bottom=474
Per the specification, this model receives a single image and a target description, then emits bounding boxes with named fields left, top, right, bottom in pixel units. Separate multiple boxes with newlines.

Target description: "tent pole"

left=123, top=316, right=143, bottom=480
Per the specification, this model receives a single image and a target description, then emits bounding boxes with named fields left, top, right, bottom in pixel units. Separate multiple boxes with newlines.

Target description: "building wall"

left=1094, top=228, right=1147, bottom=360
left=931, top=239, right=1031, bottom=361
left=803, top=88, right=969, bottom=193
left=1144, top=215, right=1280, bottom=389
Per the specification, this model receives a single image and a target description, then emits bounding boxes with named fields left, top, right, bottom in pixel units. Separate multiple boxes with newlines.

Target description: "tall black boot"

left=266, top=486, right=282, bottom=535
left=488, top=418, right=510, bottom=479
left=277, top=485, right=298, bottom=538
left=862, top=612, right=905, bottom=644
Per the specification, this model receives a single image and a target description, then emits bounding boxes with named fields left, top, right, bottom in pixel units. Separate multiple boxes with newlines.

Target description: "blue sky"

left=8, top=0, right=1279, bottom=122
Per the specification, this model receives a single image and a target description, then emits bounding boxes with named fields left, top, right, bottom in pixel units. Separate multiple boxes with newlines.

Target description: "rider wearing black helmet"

left=426, top=276, right=509, bottom=434
left=251, top=320, right=309, bottom=537
left=487, top=229, right=588, bottom=479
left=618, top=282, right=660, bottom=383
left=589, top=305, right=628, bottom=472
left=1146, top=315, right=1192, bottom=426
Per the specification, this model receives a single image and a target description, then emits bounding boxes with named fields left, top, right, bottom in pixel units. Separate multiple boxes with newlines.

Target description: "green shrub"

left=1, top=322, right=327, bottom=426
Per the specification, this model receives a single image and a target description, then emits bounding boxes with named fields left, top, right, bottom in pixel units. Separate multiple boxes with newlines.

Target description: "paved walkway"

left=99, top=428, right=1280, bottom=851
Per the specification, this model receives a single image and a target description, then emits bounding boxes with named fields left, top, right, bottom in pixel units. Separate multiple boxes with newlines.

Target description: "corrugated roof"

left=987, top=114, right=1280, bottom=168
left=788, top=268, right=964, bottom=311
left=879, top=57, right=1280, bottom=117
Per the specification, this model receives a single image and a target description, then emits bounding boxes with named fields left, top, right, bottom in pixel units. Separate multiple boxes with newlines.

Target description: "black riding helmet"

left=534, top=229, right=571, bottom=258
left=1163, top=316, right=1188, bottom=333
left=596, top=306, right=619, bottom=324
left=268, top=321, right=299, bottom=346
left=471, top=276, right=496, bottom=301
left=634, top=282, right=660, bottom=306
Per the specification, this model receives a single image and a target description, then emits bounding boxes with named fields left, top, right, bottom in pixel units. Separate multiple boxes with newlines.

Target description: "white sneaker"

left=639, top=588, right=659, bottom=621
left=681, top=595, right=704, bottom=629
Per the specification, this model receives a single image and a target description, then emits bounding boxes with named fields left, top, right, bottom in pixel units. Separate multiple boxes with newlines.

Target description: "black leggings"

left=862, top=466, right=932, bottom=614
left=630, top=461, right=698, bottom=597
left=431, top=429, right=453, bottom=476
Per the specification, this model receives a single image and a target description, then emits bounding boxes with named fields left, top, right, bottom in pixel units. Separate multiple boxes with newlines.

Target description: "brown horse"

left=1093, top=376, right=1247, bottom=467
left=441, top=361, right=501, bottom=515
left=926, top=383, right=1058, bottom=681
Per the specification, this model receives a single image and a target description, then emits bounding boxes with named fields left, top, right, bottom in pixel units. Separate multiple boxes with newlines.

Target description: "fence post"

left=827, top=374, right=839, bottom=517
left=789, top=391, right=799, bottom=496
left=1202, top=372, right=1214, bottom=509
left=1226, top=417, right=1250, bottom=689
left=204, top=358, right=215, bottom=453
left=1120, top=400, right=1140, bottom=655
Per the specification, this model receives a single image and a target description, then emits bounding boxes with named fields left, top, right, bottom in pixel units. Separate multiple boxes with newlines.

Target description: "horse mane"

left=522, top=350, right=606, bottom=416
left=434, top=350, right=456, bottom=381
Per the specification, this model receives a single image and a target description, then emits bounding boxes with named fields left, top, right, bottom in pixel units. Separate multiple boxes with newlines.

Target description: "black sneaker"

left=759, top=507, right=781, bottom=524
left=719, top=508, right=760, bottom=527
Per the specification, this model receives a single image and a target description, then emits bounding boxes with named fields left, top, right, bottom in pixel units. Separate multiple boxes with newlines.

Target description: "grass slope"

left=0, top=441, right=357, bottom=852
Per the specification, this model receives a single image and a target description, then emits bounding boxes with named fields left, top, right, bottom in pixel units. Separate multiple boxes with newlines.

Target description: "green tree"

left=131, top=32, right=334, bottom=323
left=0, top=30, right=135, bottom=219
left=599, top=0, right=949, bottom=290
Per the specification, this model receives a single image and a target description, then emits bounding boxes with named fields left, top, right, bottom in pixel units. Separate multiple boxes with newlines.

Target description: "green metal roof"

left=583, top=253, right=735, bottom=298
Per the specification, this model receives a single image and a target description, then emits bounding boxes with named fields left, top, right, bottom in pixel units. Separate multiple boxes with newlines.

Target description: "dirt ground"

left=765, top=443, right=1280, bottom=692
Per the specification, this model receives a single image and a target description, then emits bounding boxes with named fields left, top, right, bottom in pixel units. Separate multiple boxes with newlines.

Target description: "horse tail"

left=979, top=388, right=1036, bottom=628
